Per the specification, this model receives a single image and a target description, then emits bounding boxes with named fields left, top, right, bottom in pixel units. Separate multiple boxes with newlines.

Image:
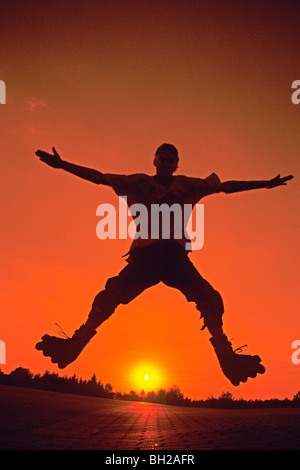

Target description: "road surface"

left=0, top=385, right=299, bottom=450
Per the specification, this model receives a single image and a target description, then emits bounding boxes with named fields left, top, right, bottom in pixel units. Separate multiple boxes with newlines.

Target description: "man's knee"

left=89, top=276, right=124, bottom=324
left=89, top=271, right=141, bottom=323
left=196, top=289, right=224, bottom=330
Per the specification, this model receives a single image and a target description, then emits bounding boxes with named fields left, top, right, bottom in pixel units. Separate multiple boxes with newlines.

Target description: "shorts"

left=90, top=241, right=224, bottom=330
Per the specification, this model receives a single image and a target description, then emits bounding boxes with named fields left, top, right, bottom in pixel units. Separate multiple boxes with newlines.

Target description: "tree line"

left=0, top=367, right=113, bottom=399
left=1, top=367, right=300, bottom=409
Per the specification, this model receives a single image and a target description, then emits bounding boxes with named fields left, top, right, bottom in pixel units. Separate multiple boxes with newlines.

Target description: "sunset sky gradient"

left=1, top=0, right=299, bottom=400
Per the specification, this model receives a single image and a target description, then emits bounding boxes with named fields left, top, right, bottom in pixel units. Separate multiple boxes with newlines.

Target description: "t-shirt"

left=102, top=173, right=221, bottom=253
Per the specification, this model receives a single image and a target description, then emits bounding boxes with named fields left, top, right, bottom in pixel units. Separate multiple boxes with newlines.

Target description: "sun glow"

left=131, top=364, right=163, bottom=392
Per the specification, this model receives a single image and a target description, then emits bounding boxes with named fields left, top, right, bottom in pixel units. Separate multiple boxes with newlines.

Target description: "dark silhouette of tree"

left=0, top=367, right=299, bottom=409
left=9, top=367, right=33, bottom=387
left=166, top=386, right=184, bottom=405
left=0, top=368, right=113, bottom=399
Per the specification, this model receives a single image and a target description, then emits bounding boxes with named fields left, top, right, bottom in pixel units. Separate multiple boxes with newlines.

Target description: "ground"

left=0, top=385, right=299, bottom=450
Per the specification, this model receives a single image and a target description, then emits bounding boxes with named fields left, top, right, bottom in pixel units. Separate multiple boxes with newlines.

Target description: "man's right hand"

left=35, top=147, right=63, bottom=168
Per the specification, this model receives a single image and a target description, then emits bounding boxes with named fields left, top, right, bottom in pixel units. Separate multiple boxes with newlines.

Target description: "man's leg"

left=161, top=245, right=225, bottom=334
left=162, top=249, right=265, bottom=386
left=36, top=251, right=160, bottom=368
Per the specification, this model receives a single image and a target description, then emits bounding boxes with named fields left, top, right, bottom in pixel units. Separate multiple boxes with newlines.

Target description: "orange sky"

left=1, top=0, right=299, bottom=401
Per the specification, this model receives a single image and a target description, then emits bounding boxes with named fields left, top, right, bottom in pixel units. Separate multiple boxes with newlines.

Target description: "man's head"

left=153, top=143, right=179, bottom=176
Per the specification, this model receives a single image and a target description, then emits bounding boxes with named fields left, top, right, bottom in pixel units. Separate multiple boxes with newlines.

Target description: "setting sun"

left=131, top=365, right=163, bottom=393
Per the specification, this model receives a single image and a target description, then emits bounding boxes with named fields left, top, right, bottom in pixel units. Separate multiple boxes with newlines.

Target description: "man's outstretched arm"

left=220, top=174, right=294, bottom=194
left=35, top=147, right=107, bottom=185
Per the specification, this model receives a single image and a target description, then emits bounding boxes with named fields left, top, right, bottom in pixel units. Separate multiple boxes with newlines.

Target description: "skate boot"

left=35, top=324, right=97, bottom=369
left=210, top=334, right=265, bottom=386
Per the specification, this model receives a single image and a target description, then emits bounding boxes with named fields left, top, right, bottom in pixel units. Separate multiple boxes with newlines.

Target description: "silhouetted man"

left=35, top=144, right=293, bottom=386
